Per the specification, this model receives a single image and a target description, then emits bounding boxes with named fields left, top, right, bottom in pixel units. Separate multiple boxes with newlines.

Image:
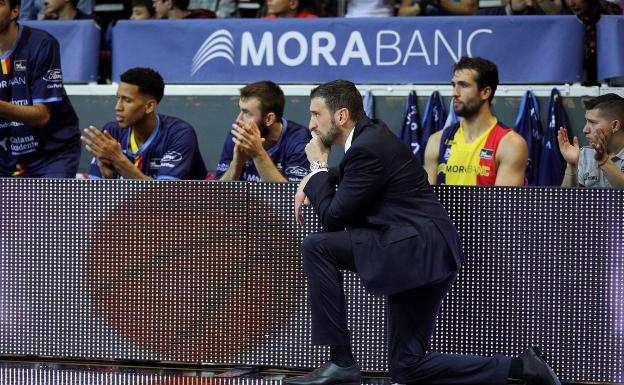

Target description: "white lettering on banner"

left=339, top=32, right=371, bottom=66
left=194, top=27, right=495, bottom=74
left=434, top=30, right=461, bottom=65
left=242, top=32, right=274, bottom=66
left=377, top=31, right=401, bottom=66
left=466, top=29, right=492, bottom=57
left=277, top=31, right=308, bottom=66
left=403, top=31, right=431, bottom=65
left=311, top=31, right=337, bottom=66
left=10, top=99, right=29, bottom=106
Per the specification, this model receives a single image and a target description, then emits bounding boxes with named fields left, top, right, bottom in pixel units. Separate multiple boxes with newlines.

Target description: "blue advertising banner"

left=112, top=17, right=584, bottom=84
left=22, top=20, right=100, bottom=83
left=597, top=16, right=624, bottom=80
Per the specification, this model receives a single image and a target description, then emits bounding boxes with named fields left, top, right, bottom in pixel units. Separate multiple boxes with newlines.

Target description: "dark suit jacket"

left=304, top=118, right=463, bottom=296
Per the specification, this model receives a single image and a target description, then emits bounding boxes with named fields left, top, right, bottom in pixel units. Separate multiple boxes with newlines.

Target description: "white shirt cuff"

left=308, top=168, right=329, bottom=178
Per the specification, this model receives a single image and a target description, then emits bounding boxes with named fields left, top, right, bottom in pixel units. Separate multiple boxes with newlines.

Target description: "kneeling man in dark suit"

left=289, top=80, right=560, bottom=385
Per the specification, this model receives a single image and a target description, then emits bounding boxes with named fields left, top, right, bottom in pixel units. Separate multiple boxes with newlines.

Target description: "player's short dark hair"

left=171, top=0, right=190, bottom=10
left=131, top=0, right=155, bottom=16
left=584, top=93, right=624, bottom=123
left=453, top=56, right=499, bottom=105
left=120, top=67, right=165, bottom=103
left=240, top=81, right=285, bottom=120
left=310, top=80, right=366, bottom=123
left=9, top=0, right=20, bottom=11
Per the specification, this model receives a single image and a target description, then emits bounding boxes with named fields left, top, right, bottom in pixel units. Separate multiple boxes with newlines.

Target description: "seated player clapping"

left=82, top=67, right=207, bottom=180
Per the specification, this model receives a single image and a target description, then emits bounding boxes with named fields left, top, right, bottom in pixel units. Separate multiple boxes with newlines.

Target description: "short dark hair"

left=452, top=56, right=499, bottom=105
left=240, top=81, right=285, bottom=120
left=9, top=0, right=20, bottom=11
left=131, top=0, right=155, bottom=16
left=297, top=0, right=322, bottom=14
left=584, top=93, right=624, bottom=122
left=310, top=80, right=366, bottom=123
left=120, top=67, right=165, bottom=103
left=171, top=0, right=190, bottom=11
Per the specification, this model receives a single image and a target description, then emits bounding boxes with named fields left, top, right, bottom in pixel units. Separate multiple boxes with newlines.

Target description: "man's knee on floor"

left=389, top=356, right=426, bottom=383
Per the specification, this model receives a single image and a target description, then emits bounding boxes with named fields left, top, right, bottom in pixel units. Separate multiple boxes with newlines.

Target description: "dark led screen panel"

left=0, top=180, right=621, bottom=382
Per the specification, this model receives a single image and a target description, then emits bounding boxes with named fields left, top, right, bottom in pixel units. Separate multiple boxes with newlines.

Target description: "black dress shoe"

left=283, top=361, right=361, bottom=385
left=519, top=347, right=561, bottom=385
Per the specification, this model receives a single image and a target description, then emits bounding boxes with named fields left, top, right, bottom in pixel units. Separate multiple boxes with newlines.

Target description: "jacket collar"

left=351, top=117, right=371, bottom=144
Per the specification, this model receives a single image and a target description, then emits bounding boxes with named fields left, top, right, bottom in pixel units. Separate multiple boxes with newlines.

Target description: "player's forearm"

left=254, top=152, right=287, bottom=182
left=561, top=164, right=579, bottom=187
left=0, top=101, right=50, bottom=128
left=601, top=160, right=624, bottom=188
left=219, top=157, right=246, bottom=181
left=112, top=157, right=151, bottom=180
left=494, top=172, right=525, bottom=186
left=94, top=157, right=118, bottom=179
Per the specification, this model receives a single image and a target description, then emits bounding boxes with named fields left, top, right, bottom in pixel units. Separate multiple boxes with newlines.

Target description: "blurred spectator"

left=343, top=0, right=395, bottom=17
left=424, top=57, right=528, bottom=186
left=263, top=0, right=320, bottom=18
left=19, top=0, right=92, bottom=19
left=536, top=0, right=561, bottom=13
left=131, top=0, right=156, bottom=19
left=475, top=0, right=544, bottom=15
left=188, top=0, right=238, bottom=17
left=561, top=0, right=621, bottom=84
left=101, top=0, right=154, bottom=84
left=398, top=0, right=477, bottom=15
left=154, top=0, right=216, bottom=18
left=319, top=0, right=337, bottom=15
left=558, top=93, right=624, bottom=188
left=40, top=0, right=92, bottom=19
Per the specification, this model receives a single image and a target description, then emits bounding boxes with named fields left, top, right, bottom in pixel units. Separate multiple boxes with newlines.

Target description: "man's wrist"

left=251, top=147, right=269, bottom=161
left=565, top=163, right=578, bottom=176
left=598, top=156, right=610, bottom=167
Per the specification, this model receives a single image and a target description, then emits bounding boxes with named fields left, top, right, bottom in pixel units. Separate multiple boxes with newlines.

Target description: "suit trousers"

left=301, top=231, right=511, bottom=385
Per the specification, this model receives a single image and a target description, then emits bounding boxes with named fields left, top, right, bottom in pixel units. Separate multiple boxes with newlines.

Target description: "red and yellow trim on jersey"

left=1, top=57, right=11, bottom=75
left=12, top=163, right=26, bottom=177
left=129, top=129, right=143, bottom=170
